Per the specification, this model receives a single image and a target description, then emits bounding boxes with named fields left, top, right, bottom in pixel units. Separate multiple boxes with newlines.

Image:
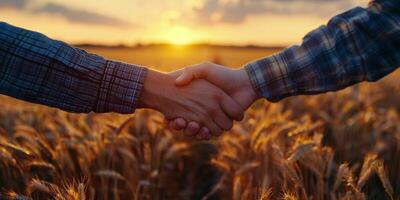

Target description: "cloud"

left=0, top=0, right=28, bottom=9
left=0, top=0, right=132, bottom=28
left=194, top=0, right=360, bottom=24
left=33, top=3, right=132, bottom=27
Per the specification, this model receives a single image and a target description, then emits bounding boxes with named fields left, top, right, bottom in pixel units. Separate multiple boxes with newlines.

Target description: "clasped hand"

left=138, top=62, right=259, bottom=140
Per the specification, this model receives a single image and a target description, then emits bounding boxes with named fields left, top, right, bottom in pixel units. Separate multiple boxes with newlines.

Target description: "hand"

left=176, top=62, right=258, bottom=109
left=138, top=69, right=244, bottom=138
left=168, top=62, right=259, bottom=137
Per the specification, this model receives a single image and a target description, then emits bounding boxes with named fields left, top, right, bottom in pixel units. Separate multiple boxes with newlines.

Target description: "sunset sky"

left=0, top=0, right=369, bottom=46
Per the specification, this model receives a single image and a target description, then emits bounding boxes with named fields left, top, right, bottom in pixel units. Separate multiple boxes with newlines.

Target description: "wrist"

left=138, top=69, right=172, bottom=110
left=237, top=68, right=259, bottom=101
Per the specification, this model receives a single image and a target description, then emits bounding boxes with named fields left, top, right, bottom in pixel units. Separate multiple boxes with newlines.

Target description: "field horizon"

left=75, top=42, right=286, bottom=50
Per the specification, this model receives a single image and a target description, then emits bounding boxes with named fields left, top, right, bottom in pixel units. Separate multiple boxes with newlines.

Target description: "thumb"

left=175, top=69, right=195, bottom=86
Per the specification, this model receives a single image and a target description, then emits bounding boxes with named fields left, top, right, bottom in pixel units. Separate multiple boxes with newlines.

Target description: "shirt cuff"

left=95, top=60, right=147, bottom=113
left=244, top=52, right=296, bottom=102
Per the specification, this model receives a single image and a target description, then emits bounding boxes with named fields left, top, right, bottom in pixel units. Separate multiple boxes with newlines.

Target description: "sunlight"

left=163, top=26, right=196, bottom=46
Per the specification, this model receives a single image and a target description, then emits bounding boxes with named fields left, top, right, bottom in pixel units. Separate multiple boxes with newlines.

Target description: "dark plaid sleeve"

left=0, top=22, right=147, bottom=114
left=245, top=0, right=400, bottom=102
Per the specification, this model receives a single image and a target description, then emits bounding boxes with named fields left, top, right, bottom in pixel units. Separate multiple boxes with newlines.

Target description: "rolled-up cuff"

left=244, top=54, right=295, bottom=102
left=95, top=60, right=147, bottom=113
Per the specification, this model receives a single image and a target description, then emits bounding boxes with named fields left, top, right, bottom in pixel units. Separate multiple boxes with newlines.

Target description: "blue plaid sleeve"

left=245, top=0, right=400, bottom=102
left=0, top=22, right=147, bottom=113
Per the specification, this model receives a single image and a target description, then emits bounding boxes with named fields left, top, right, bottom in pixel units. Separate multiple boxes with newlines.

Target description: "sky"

left=0, top=0, right=369, bottom=46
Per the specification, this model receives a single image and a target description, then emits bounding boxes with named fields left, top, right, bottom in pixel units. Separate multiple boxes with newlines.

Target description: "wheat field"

left=0, top=45, right=399, bottom=200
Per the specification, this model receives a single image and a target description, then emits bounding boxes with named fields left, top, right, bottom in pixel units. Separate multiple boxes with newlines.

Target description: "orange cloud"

left=0, top=0, right=132, bottom=28
left=194, top=0, right=366, bottom=24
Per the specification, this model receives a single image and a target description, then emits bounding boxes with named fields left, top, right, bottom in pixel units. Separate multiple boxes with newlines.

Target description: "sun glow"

left=163, top=26, right=196, bottom=46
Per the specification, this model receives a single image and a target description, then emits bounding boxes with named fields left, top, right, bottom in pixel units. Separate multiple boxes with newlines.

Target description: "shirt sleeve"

left=0, top=22, right=147, bottom=114
left=244, top=0, right=400, bottom=102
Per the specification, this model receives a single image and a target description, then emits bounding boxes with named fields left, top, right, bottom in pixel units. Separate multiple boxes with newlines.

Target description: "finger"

left=220, top=92, right=245, bottom=121
left=168, top=69, right=184, bottom=78
left=204, top=118, right=223, bottom=137
left=175, top=64, right=208, bottom=86
left=175, top=70, right=195, bottom=86
left=212, top=108, right=233, bottom=132
left=169, top=118, right=187, bottom=131
left=184, top=121, right=201, bottom=137
left=174, top=118, right=187, bottom=130
left=199, top=127, right=211, bottom=140
left=169, top=121, right=180, bottom=130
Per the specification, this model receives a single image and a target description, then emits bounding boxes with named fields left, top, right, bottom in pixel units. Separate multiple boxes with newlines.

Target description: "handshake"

left=138, top=62, right=259, bottom=140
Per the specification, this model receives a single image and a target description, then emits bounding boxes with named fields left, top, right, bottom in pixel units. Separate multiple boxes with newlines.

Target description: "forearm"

left=245, top=0, right=400, bottom=102
left=0, top=22, right=147, bottom=113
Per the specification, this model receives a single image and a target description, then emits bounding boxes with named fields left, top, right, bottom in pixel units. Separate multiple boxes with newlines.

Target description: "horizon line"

left=74, top=42, right=287, bottom=50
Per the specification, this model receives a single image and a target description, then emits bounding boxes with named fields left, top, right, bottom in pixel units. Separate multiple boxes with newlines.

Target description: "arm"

left=171, top=0, right=400, bottom=134
left=0, top=22, right=243, bottom=137
left=175, top=0, right=400, bottom=104
left=245, top=0, right=400, bottom=102
left=0, top=22, right=146, bottom=113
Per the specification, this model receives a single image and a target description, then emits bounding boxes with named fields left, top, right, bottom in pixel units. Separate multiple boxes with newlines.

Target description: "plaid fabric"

left=245, top=0, right=400, bottom=102
left=0, top=22, right=147, bottom=113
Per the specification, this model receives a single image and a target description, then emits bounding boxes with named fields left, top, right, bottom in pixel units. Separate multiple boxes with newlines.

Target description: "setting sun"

left=163, top=26, right=197, bottom=46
